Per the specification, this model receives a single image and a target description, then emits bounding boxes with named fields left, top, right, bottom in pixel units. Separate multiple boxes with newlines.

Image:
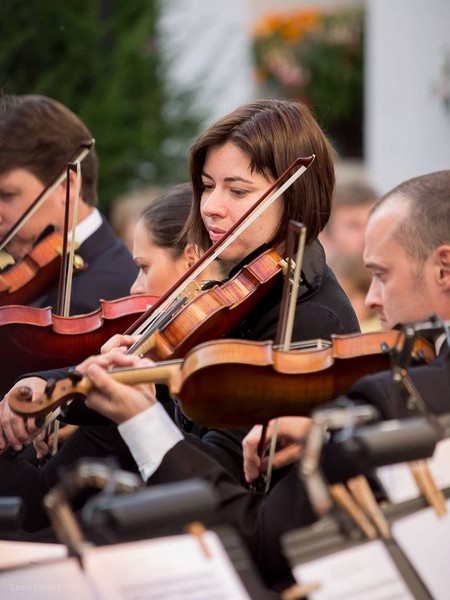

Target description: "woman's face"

left=200, top=142, right=282, bottom=266
left=130, top=219, right=192, bottom=297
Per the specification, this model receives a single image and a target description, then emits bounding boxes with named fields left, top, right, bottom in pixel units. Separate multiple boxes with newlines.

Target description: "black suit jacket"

left=30, top=216, right=137, bottom=315
left=345, top=344, right=450, bottom=419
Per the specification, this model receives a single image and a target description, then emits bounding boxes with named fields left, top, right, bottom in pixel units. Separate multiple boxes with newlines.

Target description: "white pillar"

left=159, top=0, right=256, bottom=125
left=366, top=0, right=450, bottom=193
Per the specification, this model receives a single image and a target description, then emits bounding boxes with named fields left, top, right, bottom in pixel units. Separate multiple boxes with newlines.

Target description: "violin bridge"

left=180, top=280, right=202, bottom=301
left=279, top=257, right=296, bottom=277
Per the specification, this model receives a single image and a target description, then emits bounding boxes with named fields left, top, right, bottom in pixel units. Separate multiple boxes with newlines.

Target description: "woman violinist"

left=0, top=99, right=359, bottom=529
left=0, top=93, right=136, bottom=313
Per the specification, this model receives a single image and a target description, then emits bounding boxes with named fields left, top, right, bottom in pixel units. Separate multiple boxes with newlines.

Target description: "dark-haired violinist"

left=0, top=93, right=136, bottom=315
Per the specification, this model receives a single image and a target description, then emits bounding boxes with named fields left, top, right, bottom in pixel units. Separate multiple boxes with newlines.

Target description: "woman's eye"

left=201, top=182, right=214, bottom=192
left=0, top=191, right=16, bottom=202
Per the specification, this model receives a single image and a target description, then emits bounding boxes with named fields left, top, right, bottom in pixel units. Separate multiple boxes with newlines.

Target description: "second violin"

left=0, top=294, right=157, bottom=392
left=9, top=330, right=434, bottom=426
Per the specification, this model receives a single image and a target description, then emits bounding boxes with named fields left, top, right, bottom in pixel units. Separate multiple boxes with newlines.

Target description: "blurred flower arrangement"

left=253, top=8, right=364, bottom=157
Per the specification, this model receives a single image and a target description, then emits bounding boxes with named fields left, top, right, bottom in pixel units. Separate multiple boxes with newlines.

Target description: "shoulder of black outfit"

left=30, top=214, right=137, bottom=316
left=174, top=239, right=361, bottom=484
left=345, top=345, right=450, bottom=419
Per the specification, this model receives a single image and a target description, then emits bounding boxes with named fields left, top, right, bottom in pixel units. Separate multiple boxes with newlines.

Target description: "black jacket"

left=30, top=215, right=137, bottom=315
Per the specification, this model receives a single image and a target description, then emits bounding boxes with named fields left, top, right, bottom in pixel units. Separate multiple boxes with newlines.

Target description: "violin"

left=0, top=230, right=84, bottom=307
left=0, top=141, right=94, bottom=307
left=9, top=330, right=435, bottom=426
left=132, top=248, right=286, bottom=360
left=0, top=294, right=158, bottom=393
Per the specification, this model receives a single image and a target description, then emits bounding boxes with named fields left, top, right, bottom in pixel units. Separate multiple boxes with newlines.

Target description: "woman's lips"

left=208, top=227, right=226, bottom=242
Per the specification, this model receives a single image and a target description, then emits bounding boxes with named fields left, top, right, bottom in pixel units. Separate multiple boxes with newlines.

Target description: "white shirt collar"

left=435, top=332, right=447, bottom=355
left=68, top=208, right=102, bottom=246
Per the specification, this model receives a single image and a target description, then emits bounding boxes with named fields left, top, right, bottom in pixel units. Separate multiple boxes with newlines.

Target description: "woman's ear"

left=183, top=243, right=199, bottom=268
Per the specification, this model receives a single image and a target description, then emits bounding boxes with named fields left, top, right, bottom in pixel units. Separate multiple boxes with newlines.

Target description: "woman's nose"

left=130, top=271, right=145, bottom=295
left=201, top=188, right=227, bottom=219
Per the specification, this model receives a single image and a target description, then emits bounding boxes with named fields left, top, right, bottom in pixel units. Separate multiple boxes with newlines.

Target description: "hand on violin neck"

left=84, top=354, right=157, bottom=425
left=0, top=376, right=45, bottom=451
left=76, top=346, right=140, bottom=376
left=242, top=417, right=312, bottom=484
left=100, top=334, right=139, bottom=355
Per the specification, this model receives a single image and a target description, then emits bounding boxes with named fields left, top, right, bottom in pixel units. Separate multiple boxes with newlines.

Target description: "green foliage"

left=253, top=8, right=364, bottom=157
left=0, top=0, right=200, bottom=211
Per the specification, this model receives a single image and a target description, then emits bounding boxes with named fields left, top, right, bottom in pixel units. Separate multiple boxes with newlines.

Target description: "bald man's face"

left=363, top=198, right=438, bottom=329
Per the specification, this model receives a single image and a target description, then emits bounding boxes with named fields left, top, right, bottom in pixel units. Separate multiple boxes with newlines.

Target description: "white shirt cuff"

left=118, top=403, right=183, bottom=481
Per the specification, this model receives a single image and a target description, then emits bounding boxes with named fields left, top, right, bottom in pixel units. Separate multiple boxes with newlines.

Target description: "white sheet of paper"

left=292, top=539, right=415, bottom=600
left=83, top=531, right=251, bottom=600
left=0, top=541, right=67, bottom=570
left=376, top=438, right=450, bottom=503
left=392, top=499, right=450, bottom=600
left=0, top=557, right=95, bottom=600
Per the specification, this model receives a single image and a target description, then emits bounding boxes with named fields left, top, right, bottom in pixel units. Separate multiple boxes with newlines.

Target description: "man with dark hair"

left=0, top=94, right=137, bottom=315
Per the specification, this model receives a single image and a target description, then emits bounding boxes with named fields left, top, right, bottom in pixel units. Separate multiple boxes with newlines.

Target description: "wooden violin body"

left=0, top=294, right=158, bottom=392
left=140, top=249, right=285, bottom=360
left=0, top=231, right=79, bottom=307
left=171, top=331, right=434, bottom=426
left=9, top=330, right=434, bottom=426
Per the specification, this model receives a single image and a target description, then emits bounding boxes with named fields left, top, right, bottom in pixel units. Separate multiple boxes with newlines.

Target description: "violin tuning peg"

left=45, top=378, right=57, bottom=399
left=14, top=386, right=33, bottom=403
left=67, top=369, right=83, bottom=386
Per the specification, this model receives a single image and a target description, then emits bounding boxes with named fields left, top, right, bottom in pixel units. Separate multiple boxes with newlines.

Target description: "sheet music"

left=83, top=531, right=251, bottom=600
left=292, top=539, right=415, bottom=600
left=392, top=499, right=450, bottom=600
left=376, top=439, right=450, bottom=503
left=0, top=541, right=67, bottom=570
left=0, top=557, right=95, bottom=600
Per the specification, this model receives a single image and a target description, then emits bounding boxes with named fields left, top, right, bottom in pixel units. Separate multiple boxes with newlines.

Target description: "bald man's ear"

left=436, top=246, right=450, bottom=290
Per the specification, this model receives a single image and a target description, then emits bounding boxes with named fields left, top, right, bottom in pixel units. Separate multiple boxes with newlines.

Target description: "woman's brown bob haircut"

left=186, top=99, right=335, bottom=252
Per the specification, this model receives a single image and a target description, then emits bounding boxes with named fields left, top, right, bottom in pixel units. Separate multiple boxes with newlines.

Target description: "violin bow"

left=51, top=160, right=84, bottom=455
left=0, top=140, right=94, bottom=252
left=259, top=221, right=307, bottom=493
left=126, top=155, right=315, bottom=356
left=57, top=161, right=82, bottom=317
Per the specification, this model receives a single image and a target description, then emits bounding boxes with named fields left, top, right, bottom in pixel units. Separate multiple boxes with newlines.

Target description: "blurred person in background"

left=329, top=253, right=380, bottom=332
left=320, top=179, right=377, bottom=262
left=109, top=187, right=162, bottom=253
